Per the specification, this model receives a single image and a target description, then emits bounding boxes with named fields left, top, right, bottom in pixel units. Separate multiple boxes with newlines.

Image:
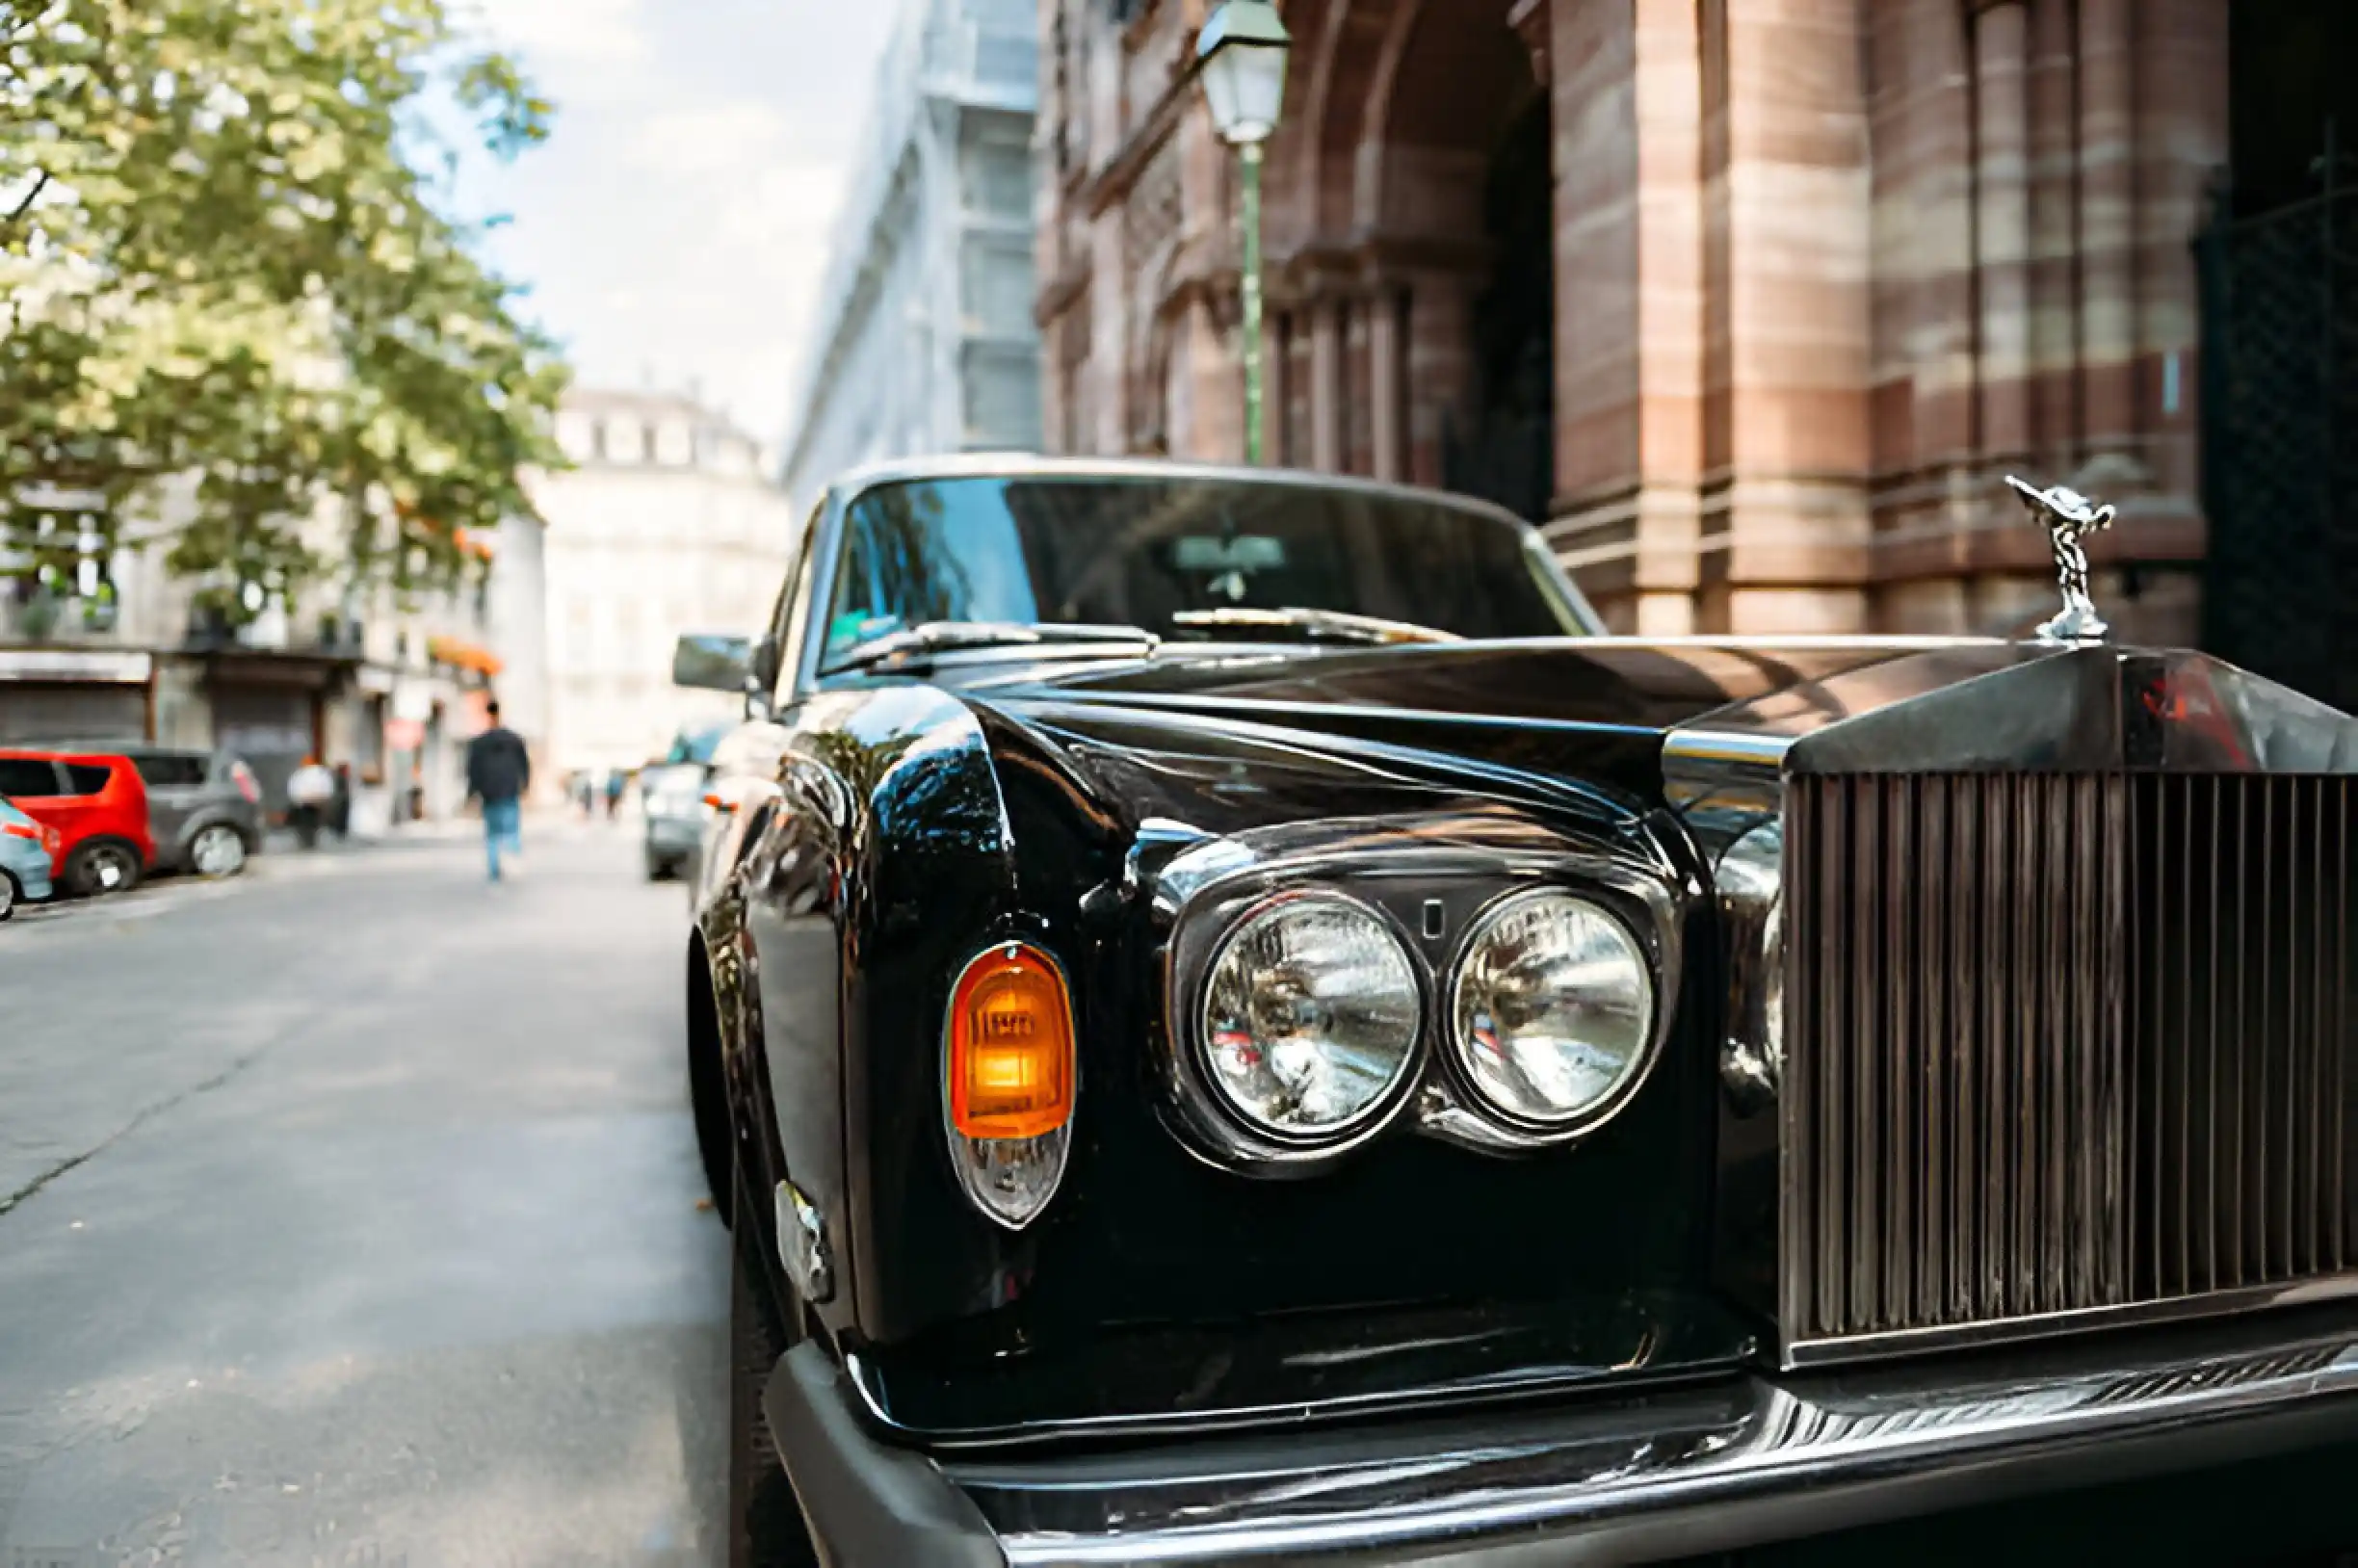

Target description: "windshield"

left=820, top=475, right=1592, bottom=670
left=664, top=725, right=732, bottom=767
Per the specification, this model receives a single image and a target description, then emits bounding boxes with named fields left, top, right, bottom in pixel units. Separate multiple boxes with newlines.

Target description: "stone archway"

left=1259, top=0, right=1547, bottom=487
left=1364, top=0, right=1549, bottom=507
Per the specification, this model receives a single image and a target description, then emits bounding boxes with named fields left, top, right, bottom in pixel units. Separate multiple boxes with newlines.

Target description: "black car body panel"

left=689, top=457, right=2358, bottom=1561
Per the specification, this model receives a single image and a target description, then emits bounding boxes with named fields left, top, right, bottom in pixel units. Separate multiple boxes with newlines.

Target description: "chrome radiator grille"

left=1781, top=772, right=2358, bottom=1347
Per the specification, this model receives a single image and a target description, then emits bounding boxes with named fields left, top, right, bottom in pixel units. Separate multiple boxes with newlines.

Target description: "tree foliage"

left=0, top=0, right=567, bottom=615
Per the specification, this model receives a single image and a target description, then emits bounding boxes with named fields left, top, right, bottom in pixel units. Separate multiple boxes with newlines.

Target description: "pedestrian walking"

left=464, top=701, right=532, bottom=883
left=328, top=763, right=354, bottom=841
left=603, top=769, right=624, bottom=822
left=287, top=757, right=335, bottom=850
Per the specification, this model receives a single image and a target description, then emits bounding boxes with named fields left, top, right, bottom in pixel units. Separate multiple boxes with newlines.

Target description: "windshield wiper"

left=1169, top=607, right=1461, bottom=646
left=828, top=620, right=1160, bottom=674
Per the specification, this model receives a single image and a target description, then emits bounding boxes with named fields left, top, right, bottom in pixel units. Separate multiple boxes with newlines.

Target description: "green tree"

left=0, top=0, right=567, bottom=618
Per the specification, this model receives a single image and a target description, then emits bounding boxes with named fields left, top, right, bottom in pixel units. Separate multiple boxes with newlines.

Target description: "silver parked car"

left=32, top=741, right=264, bottom=877
left=641, top=723, right=728, bottom=882
left=0, top=795, right=56, bottom=921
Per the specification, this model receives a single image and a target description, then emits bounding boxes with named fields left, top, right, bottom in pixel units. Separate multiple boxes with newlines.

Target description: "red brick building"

left=1035, top=0, right=2353, bottom=649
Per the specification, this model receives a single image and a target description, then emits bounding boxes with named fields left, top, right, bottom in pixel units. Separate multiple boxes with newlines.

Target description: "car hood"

left=964, top=637, right=2358, bottom=835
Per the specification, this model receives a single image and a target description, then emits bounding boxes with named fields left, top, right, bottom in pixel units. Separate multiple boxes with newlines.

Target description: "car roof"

left=12, top=739, right=191, bottom=754
left=822, top=453, right=1538, bottom=534
left=0, top=746, right=138, bottom=764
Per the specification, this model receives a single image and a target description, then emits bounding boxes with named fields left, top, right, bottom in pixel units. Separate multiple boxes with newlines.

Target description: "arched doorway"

left=1445, top=88, right=1555, bottom=524
left=1356, top=0, right=1553, bottom=520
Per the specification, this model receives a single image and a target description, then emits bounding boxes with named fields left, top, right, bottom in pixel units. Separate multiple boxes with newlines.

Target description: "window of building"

left=964, top=141, right=1033, bottom=221
left=962, top=238, right=1036, bottom=336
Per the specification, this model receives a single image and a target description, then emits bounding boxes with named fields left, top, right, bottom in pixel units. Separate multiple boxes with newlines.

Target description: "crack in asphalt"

left=0, top=1047, right=271, bottom=1220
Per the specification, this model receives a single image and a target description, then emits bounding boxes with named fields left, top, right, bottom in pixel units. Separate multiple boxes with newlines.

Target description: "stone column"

left=1262, top=303, right=1288, bottom=468
left=2076, top=0, right=2137, bottom=458
left=1705, top=0, right=1873, bottom=634
left=1088, top=212, right=1131, bottom=456
left=1310, top=294, right=1345, bottom=472
left=1404, top=273, right=1475, bottom=489
left=1344, top=294, right=1374, bottom=476
left=1974, top=2, right=2032, bottom=463
left=1369, top=285, right=1405, bottom=482
left=2027, top=0, right=2082, bottom=458
left=1548, top=0, right=1703, bottom=633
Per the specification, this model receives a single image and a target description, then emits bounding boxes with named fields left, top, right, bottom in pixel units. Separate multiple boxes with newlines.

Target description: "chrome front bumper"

left=767, top=1311, right=2358, bottom=1566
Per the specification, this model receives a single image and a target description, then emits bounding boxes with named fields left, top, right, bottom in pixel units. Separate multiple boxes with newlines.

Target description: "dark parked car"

left=27, top=741, right=263, bottom=877
left=676, top=456, right=2358, bottom=1565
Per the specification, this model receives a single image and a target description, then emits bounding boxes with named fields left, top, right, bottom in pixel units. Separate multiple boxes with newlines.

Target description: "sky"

left=447, top=0, right=901, bottom=448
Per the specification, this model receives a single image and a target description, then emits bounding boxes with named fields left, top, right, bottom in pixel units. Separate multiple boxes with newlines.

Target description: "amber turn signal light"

left=948, top=944, right=1076, bottom=1141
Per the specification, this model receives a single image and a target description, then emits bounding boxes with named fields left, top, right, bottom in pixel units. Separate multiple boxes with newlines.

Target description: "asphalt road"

left=0, top=822, right=729, bottom=1567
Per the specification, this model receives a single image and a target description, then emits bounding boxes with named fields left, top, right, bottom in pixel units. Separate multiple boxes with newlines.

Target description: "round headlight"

left=1199, top=893, right=1422, bottom=1138
left=1449, top=889, right=1656, bottom=1129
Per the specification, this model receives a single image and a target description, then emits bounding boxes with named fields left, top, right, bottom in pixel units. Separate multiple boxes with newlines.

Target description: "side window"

left=821, top=519, right=881, bottom=667
left=771, top=507, right=825, bottom=702
left=65, top=763, right=113, bottom=795
left=134, top=755, right=205, bottom=788
left=0, top=759, right=61, bottom=797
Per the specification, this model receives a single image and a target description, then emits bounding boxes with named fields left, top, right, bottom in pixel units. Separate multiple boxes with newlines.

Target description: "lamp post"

left=1195, top=0, right=1291, bottom=464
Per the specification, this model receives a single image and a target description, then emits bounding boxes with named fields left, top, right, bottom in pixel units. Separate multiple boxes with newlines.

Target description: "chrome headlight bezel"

left=1439, top=886, right=1663, bottom=1139
left=1146, top=814, right=1687, bottom=1174
left=1194, top=888, right=1428, bottom=1147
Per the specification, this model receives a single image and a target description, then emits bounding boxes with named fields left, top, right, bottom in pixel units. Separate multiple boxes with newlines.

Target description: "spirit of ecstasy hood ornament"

left=2006, top=474, right=2118, bottom=642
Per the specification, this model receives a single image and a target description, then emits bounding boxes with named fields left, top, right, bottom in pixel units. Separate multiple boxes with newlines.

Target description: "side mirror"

left=672, top=634, right=752, bottom=693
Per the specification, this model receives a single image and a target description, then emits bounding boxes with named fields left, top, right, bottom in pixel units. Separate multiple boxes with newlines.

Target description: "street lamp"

left=1196, top=0, right=1290, bottom=464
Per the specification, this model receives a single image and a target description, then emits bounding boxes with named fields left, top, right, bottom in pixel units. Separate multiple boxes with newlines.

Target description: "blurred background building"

left=779, top=0, right=1043, bottom=508
left=533, top=387, right=799, bottom=783
left=1037, top=0, right=2357, bottom=711
left=0, top=483, right=503, bottom=827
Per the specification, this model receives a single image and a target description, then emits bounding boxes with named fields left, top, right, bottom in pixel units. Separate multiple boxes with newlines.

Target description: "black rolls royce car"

left=676, top=456, right=2358, bottom=1566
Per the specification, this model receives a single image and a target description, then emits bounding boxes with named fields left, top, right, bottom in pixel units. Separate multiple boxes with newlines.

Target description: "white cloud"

left=626, top=103, right=792, bottom=176
left=461, top=0, right=648, bottom=67
left=447, top=0, right=900, bottom=442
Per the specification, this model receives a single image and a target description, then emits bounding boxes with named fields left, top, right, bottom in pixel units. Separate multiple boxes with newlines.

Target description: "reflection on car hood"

left=973, top=637, right=1990, bottom=732
left=966, top=637, right=2358, bottom=833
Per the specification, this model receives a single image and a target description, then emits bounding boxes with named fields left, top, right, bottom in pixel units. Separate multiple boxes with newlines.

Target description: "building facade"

left=780, top=0, right=1043, bottom=508
left=0, top=483, right=502, bottom=828
left=534, top=388, right=799, bottom=780
left=1035, top=0, right=2355, bottom=676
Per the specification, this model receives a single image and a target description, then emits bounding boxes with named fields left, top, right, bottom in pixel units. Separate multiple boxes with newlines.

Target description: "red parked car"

left=0, top=749, right=156, bottom=897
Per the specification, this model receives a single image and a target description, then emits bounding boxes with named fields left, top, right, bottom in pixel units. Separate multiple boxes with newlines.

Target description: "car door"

left=135, top=751, right=207, bottom=860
